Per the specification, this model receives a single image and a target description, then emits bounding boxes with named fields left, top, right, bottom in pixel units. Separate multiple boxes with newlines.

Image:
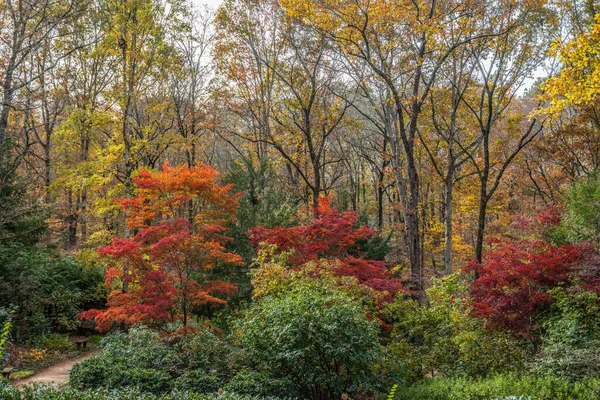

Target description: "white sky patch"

left=193, top=0, right=223, bottom=10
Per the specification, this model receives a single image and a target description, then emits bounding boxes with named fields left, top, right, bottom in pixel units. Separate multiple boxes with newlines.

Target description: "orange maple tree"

left=80, top=163, right=243, bottom=330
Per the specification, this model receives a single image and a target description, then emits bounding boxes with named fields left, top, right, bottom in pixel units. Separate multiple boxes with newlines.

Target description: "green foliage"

left=0, top=170, right=103, bottom=343
left=30, top=333, right=71, bottom=351
left=107, top=368, right=173, bottom=394
left=226, top=158, right=299, bottom=233
left=225, top=158, right=298, bottom=259
left=0, top=243, right=104, bottom=341
left=238, top=284, right=380, bottom=399
left=10, top=370, right=34, bottom=380
left=216, top=159, right=300, bottom=309
left=0, top=320, right=11, bottom=360
left=533, top=288, right=600, bottom=379
left=250, top=249, right=385, bottom=318
left=175, top=329, right=233, bottom=374
left=364, top=232, right=393, bottom=261
left=69, top=326, right=231, bottom=394
left=70, top=328, right=175, bottom=391
left=223, top=370, right=290, bottom=398
left=549, top=175, right=600, bottom=246
left=395, top=374, right=600, bottom=400
left=88, top=335, right=102, bottom=346
left=385, top=273, right=524, bottom=381
left=174, top=370, right=221, bottom=394
left=0, top=170, right=47, bottom=246
left=69, top=353, right=109, bottom=388
left=0, top=381, right=273, bottom=400
left=387, top=384, right=398, bottom=400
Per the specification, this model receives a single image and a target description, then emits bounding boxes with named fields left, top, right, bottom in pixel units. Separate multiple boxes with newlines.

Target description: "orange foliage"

left=80, top=163, right=243, bottom=331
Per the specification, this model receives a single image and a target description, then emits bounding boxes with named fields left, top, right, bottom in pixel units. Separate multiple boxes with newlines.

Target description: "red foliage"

left=251, top=198, right=375, bottom=264
left=536, top=205, right=563, bottom=228
left=250, top=197, right=404, bottom=299
left=79, top=163, right=242, bottom=331
left=466, top=240, right=585, bottom=338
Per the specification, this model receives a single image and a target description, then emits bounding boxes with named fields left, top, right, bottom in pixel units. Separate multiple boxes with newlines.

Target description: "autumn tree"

left=533, top=13, right=600, bottom=188
left=0, top=0, right=86, bottom=248
left=461, top=2, right=552, bottom=263
left=216, top=0, right=353, bottom=210
left=466, top=239, right=595, bottom=338
left=214, top=0, right=279, bottom=164
left=41, top=0, right=119, bottom=247
left=99, top=0, right=184, bottom=240
left=250, top=197, right=403, bottom=298
left=80, top=163, right=243, bottom=330
left=278, top=0, right=532, bottom=292
left=542, top=15, right=600, bottom=115
left=0, top=0, right=84, bottom=165
left=338, top=76, right=394, bottom=229
left=420, top=44, right=480, bottom=274
left=168, top=6, right=214, bottom=167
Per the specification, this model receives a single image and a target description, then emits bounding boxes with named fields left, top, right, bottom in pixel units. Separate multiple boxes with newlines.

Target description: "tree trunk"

left=475, top=194, right=488, bottom=264
left=0, top=71, right=15, bottom=164
left=377, top=171, right=385, bottom=230
left=79, top=128, right=90, bottom=245
left=67, top=190, right=77, bottom=247
left=80, top=185, right=87, bottom=243
left=406, top=160, right=422, bottom=293
left=443, top=174, right=454, bottom=274
left=44, top=135, right=52, bottom=204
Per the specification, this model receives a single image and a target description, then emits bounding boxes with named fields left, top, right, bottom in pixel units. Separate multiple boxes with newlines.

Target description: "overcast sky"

left=194, top=0, right=223, bottom=11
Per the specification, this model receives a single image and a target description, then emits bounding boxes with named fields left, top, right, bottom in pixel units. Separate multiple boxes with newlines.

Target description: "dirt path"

left=15, top=350, right=100, bottom=387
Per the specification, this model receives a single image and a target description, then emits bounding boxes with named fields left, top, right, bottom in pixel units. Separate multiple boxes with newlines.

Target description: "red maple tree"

left=465, top=239, right=590, bottom=338
left=249, top=197, right=404, bottom=299
left=80, top=163, right=242, bottom=331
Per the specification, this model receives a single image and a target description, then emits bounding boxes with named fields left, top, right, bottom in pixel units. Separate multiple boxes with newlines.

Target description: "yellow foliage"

left=541, top=14, right=600, bottom=114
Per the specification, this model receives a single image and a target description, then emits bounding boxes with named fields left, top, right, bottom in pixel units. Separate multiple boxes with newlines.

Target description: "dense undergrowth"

left=0, top=383, right=273, bottom=400
left=396, top=375, right=600, bottom=400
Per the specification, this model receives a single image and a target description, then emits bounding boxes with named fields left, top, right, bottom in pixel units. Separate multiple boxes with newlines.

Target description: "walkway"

left=15, top=350, right=99, bottom=387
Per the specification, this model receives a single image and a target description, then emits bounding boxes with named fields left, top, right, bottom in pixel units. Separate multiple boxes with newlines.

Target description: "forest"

left=1, top=0, right=600, bottom=398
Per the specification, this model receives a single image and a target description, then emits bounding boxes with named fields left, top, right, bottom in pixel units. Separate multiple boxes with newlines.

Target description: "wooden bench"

left=74, top=337, right=89, bottom=350
left=1, top=367, right=13, bottom=379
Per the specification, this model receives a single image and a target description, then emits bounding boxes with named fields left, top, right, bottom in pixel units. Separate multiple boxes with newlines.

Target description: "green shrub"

left=0, top=381, right=277, bottom=400
left=534, top=288, right=600, bottom=379
left=0, top=243, right=104, bottom=342
left=175, top=329, right=233, bottom=374
left=224, top=370, right=290, bottom=398
left=31, top=333, right=71, bottom=351
left=69, top=356, right=114, bottom=388
left=548, top=175, right=600, bottom=246
left=69, top=326, right=233, bottom=394
left=88, top=335, right=102, bottom=346
left=69, top=327, right=178, bottom=391
left=174, top=369, right=221, bottom=394
left=395, top=374, right=600, bottom=400
left=0, top=318, right=11, bottom=361
left=239, top=284, right=380, bottom=399
left=385, top=273, right=524, bottom=381
left=107, top=367, right=173, bottom=394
